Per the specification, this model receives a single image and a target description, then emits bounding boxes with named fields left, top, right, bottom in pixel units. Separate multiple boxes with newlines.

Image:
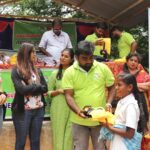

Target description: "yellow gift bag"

left=98, top=38, right=111, bottom=55
left=83, top=106, right=115, bottom=125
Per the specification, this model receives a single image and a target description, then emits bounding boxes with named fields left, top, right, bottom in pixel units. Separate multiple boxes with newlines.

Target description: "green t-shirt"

left=85, top=33, right=103, bottom=56
left=62, top=61, right=115, bottom=126
left=118, top=31, right=135, bottom=58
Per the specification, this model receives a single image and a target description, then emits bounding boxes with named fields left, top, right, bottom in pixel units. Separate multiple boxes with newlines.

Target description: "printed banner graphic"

left=13, top=20, right=77, bottom=51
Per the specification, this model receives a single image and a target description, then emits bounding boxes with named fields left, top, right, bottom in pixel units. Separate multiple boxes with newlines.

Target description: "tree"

left=111, top=22, right=149, bottom=68
left=20, top=0, right=64, bottom=16
left=128, top=22, right=148, bottom=68
left=71, top=10, right=92, bottom=19
left=0, top=0, right=75, bottom=17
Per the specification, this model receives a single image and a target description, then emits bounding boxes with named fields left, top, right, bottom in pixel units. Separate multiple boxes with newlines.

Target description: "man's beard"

left=55, top=32, right=61, bottom=36
left=53, top=30, right=61, bottom=36
left=79, top=64, right=93, bottom=72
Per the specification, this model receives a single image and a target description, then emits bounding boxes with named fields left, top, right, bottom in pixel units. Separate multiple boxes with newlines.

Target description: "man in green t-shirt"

left=85, top=22, right=108, bottom=58
left=111, top=26, right=137, bottom=58
left=62, top=41, right=115, bottom=150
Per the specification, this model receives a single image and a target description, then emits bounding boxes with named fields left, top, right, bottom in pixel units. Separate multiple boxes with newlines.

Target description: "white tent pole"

left=148, top=8, right=150, bottom=73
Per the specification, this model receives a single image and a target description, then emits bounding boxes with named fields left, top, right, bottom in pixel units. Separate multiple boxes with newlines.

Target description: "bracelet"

left=106, top=103, right=112, bottom=108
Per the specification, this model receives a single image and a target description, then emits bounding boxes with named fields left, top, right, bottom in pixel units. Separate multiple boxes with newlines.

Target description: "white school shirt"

left=39, top=30, right=72, bottom=61
left=110, top=94, right=140, bottom=150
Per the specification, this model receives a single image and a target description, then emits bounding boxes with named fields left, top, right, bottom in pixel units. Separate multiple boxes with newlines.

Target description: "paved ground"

left=1, top=119, right=149, bottom=150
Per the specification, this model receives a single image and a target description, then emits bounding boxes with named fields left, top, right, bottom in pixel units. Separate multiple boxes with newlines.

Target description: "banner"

left=1, top=68, right=54, bottom=119
left=13, top=20, right=77, bottom=51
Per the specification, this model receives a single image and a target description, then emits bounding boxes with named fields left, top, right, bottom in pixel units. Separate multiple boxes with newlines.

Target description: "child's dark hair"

left=123, top=53, right=141, bottom=73
left=56, top=49, right=74, bottom=80
left=118, top=73, right=139, bottom=101
left=118, top=73, right=149, bottom=133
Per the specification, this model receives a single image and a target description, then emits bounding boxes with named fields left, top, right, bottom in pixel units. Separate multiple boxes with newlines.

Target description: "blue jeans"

left=12, top=107, right=44, bottom=150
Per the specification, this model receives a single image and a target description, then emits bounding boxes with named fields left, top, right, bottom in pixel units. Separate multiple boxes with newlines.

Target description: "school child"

left=100, top=73, right=145, bottom=150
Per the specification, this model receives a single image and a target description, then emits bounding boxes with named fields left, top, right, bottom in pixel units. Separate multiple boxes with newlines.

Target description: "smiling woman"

left=48, top=48, right=74, bottom=150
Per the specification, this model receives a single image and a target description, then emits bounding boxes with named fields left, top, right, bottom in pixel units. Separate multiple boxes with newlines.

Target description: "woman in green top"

left=48, top=49, right=74, bottom=150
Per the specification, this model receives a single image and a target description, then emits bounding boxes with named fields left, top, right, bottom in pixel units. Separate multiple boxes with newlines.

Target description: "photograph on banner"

left=13, top=20, right=77, bottom=51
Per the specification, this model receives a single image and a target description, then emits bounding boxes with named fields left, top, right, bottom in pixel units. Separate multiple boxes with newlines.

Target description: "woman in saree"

left=122, top=53, right=149, bottom=133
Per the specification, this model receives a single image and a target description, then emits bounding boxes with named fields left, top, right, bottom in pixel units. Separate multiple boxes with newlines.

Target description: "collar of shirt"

left=93, top=33, right=99, bottom=39
left=119, top=93, right=135, bottom=105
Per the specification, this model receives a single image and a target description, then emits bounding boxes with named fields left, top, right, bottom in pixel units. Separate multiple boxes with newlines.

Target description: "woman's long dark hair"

left=118, top=73, right=149, bottom=133
left=17, top=43, right=38, bottom=81
left=123, top=53, right=141, bottom=73
left=56, top=49, right=74, bottom=80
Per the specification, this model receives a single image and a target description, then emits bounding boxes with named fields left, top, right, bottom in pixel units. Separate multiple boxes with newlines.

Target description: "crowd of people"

left=0, top=18, right=149, bottom=150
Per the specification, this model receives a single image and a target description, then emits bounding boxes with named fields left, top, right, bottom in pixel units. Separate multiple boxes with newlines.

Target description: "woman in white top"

left=102, top=73, right=143, bottom=150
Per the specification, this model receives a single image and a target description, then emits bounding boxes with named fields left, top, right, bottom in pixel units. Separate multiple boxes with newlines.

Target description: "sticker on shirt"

left=24, top=95, right=43, bottom=110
